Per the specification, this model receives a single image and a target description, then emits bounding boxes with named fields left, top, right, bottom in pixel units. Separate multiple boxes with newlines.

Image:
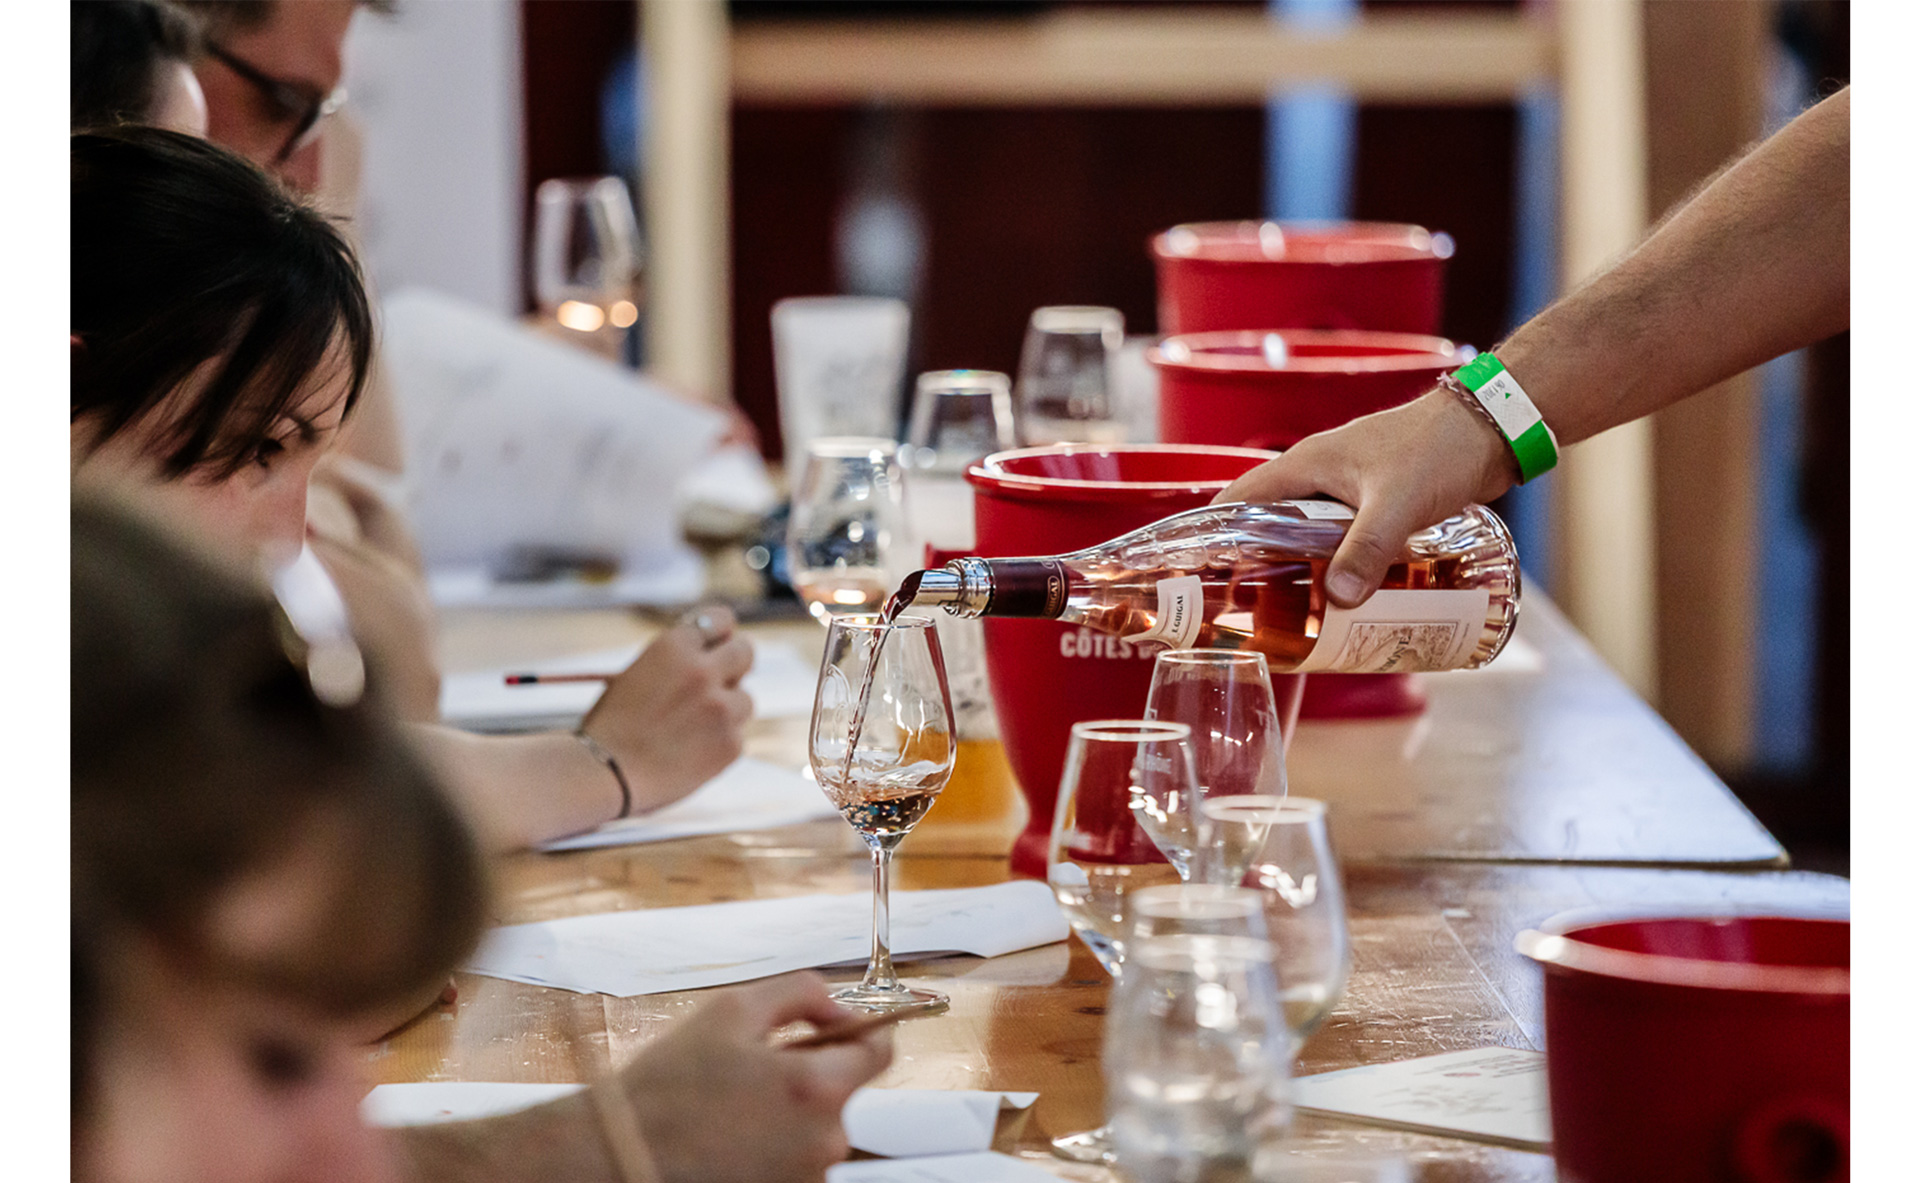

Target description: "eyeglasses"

left=206, top=43, right=348, bottom=165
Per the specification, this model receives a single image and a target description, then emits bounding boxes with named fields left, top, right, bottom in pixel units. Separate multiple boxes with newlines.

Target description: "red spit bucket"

left=1151, top=220, right=1451, bottom=336
left=1151, top=330, right=1463, bottom=719
left=965, top=445, right=1306, bottom=879
left=1150, top=329, right=1463, bottom=453
left=1517, top=913, right=1850, bottom=1183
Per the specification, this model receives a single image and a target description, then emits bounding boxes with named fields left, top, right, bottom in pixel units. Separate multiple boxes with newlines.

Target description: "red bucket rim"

left=1148, top=329, right=1463, bottom=375
left=1150, top=220, right=1453, bottom=265
left=1515, top=911, right=1850, bottom=996
left=966, top=443, right=1277, bottom=503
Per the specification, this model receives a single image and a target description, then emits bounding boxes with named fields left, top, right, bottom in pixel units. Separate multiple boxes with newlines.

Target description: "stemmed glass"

left=1200, top=796, right=1352, bottom=1049
left=809, top=613, right=957, bottom=1012
left=531, top=176, right=643, bottom=359
left=1015, top=306, right=1126, bottom=445
left=787, top=438, right=909, bottom=623
left=1105, top=934, right=1293, bottom=1182
left=1045, top=719, right=1198, bottom=1162
left=1143, top=649, right=1289, bottom=885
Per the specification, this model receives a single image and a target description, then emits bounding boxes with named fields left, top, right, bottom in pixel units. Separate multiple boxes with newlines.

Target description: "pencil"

left=504, top=672, right=618, bottom=686
left=563, top=1009, right=663, bottom=1183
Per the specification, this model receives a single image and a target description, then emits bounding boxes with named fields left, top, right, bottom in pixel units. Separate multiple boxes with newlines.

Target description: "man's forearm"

left=1500, top=87, right=1848, bottom=445
left=406, top=724, right=622, bottom=852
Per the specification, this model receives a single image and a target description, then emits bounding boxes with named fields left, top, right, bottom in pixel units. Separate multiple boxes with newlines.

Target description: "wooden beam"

left=643, top=0, right=731, bottom=403
left=1554, top=0, right=1657, bottom=703
left=1644, top=0, right=1769, bottom=769
left=731, top=10, right=1555, bottom=106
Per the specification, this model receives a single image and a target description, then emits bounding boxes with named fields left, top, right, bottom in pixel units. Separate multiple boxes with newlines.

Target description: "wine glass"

left=1045, top=719, right=1198, bottom=1163
left=1143, top=649, right=1289, bottom=885
left=787, top=438, right=909, bottom=623
left=1105, top=934, right=1293, bottom=1182
left=810, top=613, right=957, bottom=1012
left=532, top=176, right=643, bottom=360
left=1200, top=796, right=1351, bottom=1049
left=904, top=369, right=1017, bottom=475
left=1015, top=305, right=1126, bottom=445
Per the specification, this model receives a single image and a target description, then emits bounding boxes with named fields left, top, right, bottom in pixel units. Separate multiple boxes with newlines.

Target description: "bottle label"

left=1279, top=499, right=1356, bottom=521
left=1296, top=589, right=1491, bottom=673
left=1133, top=575, right=1205, bottom=649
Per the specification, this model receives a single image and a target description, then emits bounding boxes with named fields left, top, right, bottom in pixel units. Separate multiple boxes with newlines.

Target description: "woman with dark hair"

left=73, top=495, right=892, bottom=1183
left=70, top=126, right=754, bottom=852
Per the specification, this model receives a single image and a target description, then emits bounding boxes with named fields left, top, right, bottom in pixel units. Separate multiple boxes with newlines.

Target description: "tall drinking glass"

left=1015, top=305, right=1126, bottom=445
left=1046, top=719, right=1197, bottom=1163
left=1201, top=796, right=1352, bottom=1049
left=1144, top=649, right=1289, bottom=884
left=787, top=438, right=908, bottom=622
left=810, top=614, right=957, bottom=1012
left=904, top=369, right=1017, bottom=474
left=1106, top=934, right=1293, bottom=1183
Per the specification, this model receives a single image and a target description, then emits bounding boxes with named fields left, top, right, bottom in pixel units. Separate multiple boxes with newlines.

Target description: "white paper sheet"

left=365, top=1084, right=1039, bottom=1161
left=1291, top=1047, right=1551, bottom=1150
left=539, top=758, right=837, bottom=852
left=466, top=881, right=1070, bottom=996
left=439, top=640, right=821, bottom=732
left=841, top=1090, right=1039, bottom=1159
left=426, top=554, right=707, bottom=611
left=827, top=1153, right=1062, bottom=1183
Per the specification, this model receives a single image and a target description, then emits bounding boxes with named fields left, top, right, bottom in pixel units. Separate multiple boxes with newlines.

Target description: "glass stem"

left=862, top=844, right=899, bottom=991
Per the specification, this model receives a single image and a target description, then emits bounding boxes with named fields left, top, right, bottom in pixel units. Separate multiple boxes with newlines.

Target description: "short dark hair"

left=71, top=126, right=375, bottom=479
left=71, top=494, right=487, bottom=1114
left=71, top=0, right=204, bottom=131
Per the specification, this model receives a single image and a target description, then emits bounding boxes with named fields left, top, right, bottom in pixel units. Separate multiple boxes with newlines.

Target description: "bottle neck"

left=912, top=557, right=1070, bottom=619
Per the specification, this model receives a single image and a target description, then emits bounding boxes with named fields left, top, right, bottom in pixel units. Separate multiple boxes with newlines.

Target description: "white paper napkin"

left=466, top=881, right=1069, bottom=996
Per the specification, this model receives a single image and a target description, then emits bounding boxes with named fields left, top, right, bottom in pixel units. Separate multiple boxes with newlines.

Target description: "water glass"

left=1128, top=884, right=1269, bottom=944
left=1015, top=305, right=1126, bottom=445
left=1144, top=649, right=1289, bottom=884
left=1201, top=796, right=1351, bottom=1049
left=1106, top=934, right=1294, bottom=1182
left=532, top=176, right=643, bottom=356
left=786, top=438, right=908, bottom=622
left=771, top=296, right=910, bottom=463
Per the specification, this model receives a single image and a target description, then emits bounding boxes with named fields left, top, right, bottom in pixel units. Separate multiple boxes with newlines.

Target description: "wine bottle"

left=899, top=501, right=1519, bottom=673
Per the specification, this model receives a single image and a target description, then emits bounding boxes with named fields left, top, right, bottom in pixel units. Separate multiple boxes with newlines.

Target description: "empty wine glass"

left=1045, top=719, right=1197, bottom=1163
left=904, top=369, right=1017, bottom=474
left=810, top=613, right=957, bottom=1012
left=1144, top=649, right=1289, bottom=884
left=532, top=176, right=643, bottom=359
left=1106, top=934, right=1293, bottom=1183
left=1015, top=306, right=1126, bottom=445
left=787, top=438, right=909, bottom=623
left=1201, top=796, right=1351, bottom=1050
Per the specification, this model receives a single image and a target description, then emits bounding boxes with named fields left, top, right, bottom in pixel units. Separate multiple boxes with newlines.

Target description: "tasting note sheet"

left=1292, top=1047, right=1552, bottom=1150
left=466, top=881, right=1070, bottom=996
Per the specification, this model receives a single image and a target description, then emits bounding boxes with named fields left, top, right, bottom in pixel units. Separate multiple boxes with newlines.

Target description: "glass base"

left=829, top=982, right=950, bottom=1014
left=1049, top=1124, right=1115, bottom=1164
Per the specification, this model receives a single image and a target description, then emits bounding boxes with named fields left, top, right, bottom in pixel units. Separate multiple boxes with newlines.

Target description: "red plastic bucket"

left=1517, top=913, right=1850, bottom=1183
left=964, top=444, right=1306, bottom=878
left=1150, top=330, right=1462, bottom=452
left=1151, top=220, right=1451, bottom=336
left=1150, top=330, right=1463, bottom=719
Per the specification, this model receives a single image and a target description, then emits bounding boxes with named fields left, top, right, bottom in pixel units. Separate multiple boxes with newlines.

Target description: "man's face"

left=193, top=0, right=358, bottom=192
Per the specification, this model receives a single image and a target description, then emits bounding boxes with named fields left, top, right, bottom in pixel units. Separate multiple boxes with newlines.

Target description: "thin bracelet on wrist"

left=575, top=731, right=633, bottom=820
left=1442, top=352, right=1560, bottom=484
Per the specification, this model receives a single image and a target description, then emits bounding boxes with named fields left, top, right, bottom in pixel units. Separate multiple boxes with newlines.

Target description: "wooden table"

left=437, top=590, right=1785, bottom=868
left=396, top=590, right=1831, bottom=1177
left=376, top=834, right=1846, bottom=1180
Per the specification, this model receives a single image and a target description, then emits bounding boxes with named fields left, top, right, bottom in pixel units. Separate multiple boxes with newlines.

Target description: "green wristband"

left=1452, top=353, right=1559, bottom=483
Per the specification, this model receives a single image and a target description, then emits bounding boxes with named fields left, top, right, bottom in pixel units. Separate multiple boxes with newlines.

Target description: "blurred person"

left=1221, top=88, right=1849, bottom=606
left=72, top=494, right=892, bottom=1183
left=71, top=126, right=750, bottom=851
left=71, top=0, right=208, bottom=135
